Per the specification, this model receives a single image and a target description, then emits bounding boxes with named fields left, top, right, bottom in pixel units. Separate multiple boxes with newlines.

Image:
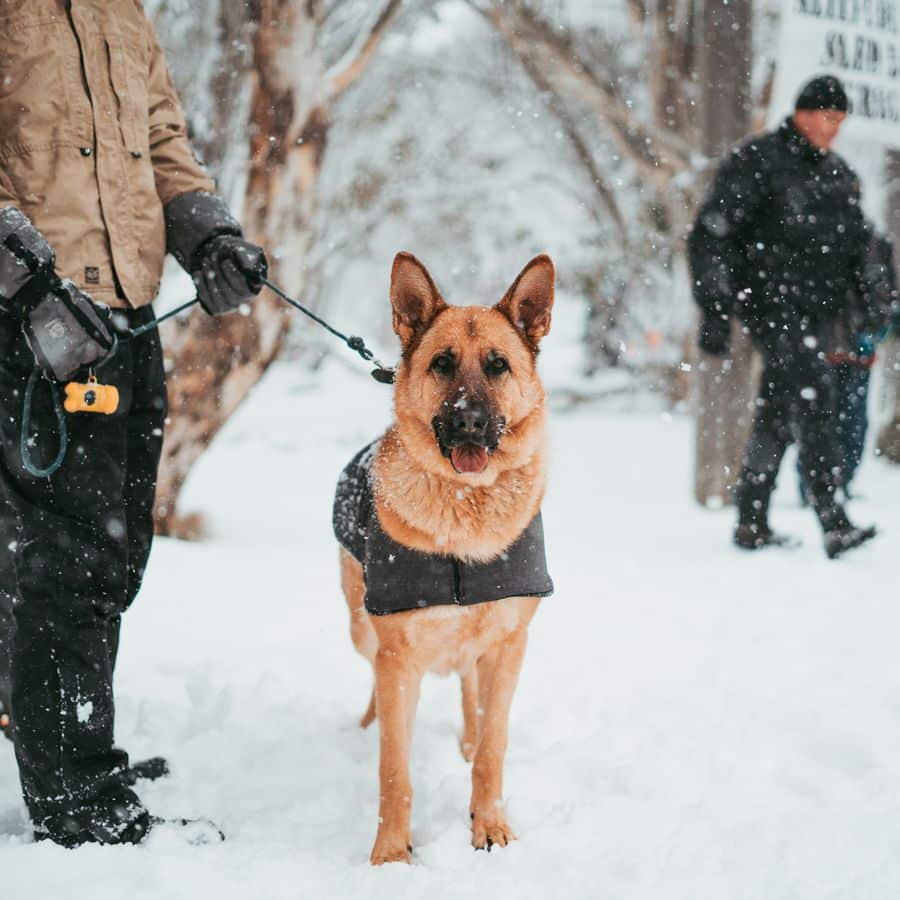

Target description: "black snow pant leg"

left=833, top=363, right=871, bottom=488
left=737, top=323, right=846, bottom=531
left=0, top=501, right=14, bottom=735
left=0, top=307, right=166, bottom=832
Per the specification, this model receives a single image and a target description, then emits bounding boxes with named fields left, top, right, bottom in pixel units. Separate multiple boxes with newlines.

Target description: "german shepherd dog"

left=335, top=252, right=554, bottom=865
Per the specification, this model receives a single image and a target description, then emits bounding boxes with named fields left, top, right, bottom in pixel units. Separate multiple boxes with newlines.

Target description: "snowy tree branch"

left=496, top=29, right=629, bottom=241
left=468, top=1, right=693, bottom=190
left=327, top=0, right=405, bottom=100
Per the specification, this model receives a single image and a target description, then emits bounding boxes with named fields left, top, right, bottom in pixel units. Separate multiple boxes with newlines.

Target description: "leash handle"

left=21, top=368, right=68, bottom=479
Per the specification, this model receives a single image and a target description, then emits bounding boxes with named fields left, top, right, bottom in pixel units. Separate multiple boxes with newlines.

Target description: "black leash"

left=20, top=279, right=394, bottom=478
left=260, top=278, right=395, bottom=384
left=88, top=298, right=201, bottom=375
left=130, top=282, right=394, bottom=382
left=130, top=297, right=201, bottom=338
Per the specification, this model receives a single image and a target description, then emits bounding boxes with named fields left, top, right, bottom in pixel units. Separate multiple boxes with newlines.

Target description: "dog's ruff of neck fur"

left=372, top=413, right=547, bottom=565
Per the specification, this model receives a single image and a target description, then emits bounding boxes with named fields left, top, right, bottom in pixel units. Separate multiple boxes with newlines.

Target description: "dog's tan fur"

left=339, top=252, right=554, bottom=865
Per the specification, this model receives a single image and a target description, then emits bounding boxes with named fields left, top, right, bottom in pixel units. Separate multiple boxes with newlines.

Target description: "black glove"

left=163, top=191, right=267, bottom=317
left=0, top=207, right=56, bottom=305
left=192, top=234, right=268, bottom=316
left=23, top=280, right=114, bottom=381
left=698, top=309, right=731, bottom=356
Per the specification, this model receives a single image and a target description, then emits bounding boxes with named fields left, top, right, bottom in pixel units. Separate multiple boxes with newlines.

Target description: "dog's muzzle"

left=432, top=400, right=505, bottom=474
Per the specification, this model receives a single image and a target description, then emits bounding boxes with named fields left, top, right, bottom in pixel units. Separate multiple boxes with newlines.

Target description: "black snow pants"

left=0, top=502, right=14, bottom=733
left=736, top=318, right=846, bottom=531
left=0, top=306, right=166, bottom=828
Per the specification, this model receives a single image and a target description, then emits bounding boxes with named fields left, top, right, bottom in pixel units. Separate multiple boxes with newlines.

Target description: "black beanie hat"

left=795, top=75, right=849, bottom=113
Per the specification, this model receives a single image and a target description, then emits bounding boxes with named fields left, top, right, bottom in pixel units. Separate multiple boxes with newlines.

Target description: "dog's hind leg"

left=460, top=668, right=479, bottom=762
left=340, top=551, right=376, bottom=660
left=340, top=549, right=380, bottom=726
left=469, top=629, right=528, bottom=851
left=360, top=688, right=376, bottom=729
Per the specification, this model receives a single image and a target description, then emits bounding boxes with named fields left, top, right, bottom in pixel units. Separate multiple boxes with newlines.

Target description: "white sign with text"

left=770, top=0, right=900, bottom=145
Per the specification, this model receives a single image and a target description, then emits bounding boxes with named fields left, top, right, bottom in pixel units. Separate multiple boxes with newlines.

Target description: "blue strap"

left=20, top=367, right=67, bottom=479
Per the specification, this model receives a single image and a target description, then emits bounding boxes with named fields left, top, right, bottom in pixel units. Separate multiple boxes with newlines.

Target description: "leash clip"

left=371, top=367, right=395, bottom=384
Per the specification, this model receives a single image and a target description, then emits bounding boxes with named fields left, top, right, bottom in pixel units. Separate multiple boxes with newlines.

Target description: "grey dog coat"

left=333, top=442, right=554, bottom=616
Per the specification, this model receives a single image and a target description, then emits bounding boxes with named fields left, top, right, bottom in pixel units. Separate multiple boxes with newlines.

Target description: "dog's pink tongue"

left=451, top=445, right=489, bottom=474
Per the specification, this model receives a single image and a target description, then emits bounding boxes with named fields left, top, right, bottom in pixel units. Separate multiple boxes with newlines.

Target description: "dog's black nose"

left=451, top=403, right=488, bottom=437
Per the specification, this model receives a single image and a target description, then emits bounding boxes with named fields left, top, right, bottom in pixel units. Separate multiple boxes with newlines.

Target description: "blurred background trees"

left=146, top=0, right=898, bottom=531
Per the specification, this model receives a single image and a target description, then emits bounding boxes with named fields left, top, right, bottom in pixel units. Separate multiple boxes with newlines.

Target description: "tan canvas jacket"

left=0, top=0, right=215, bottom=308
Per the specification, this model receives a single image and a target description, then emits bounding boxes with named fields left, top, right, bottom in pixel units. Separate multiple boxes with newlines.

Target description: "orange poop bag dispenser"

left=64, top=374, right=119, bottom=415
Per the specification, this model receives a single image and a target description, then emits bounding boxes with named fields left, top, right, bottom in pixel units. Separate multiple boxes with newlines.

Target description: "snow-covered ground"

left=3, top=333, right=900, bottom=899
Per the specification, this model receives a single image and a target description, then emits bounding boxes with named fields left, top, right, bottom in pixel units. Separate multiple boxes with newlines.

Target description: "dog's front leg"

left=460, top=668, right=479, bottom=762
left=469, top=629, right=527, bottom=851
left=370, top=648, right=421, bottom=865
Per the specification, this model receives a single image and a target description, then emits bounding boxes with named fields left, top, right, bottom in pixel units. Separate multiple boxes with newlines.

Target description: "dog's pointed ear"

left=390, top=252, right=447, bottom=352
left=496, top=255, right=555, bottom=350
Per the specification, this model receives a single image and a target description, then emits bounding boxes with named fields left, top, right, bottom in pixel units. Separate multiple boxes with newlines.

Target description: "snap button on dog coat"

left=333, top=443, right=554, bottom=616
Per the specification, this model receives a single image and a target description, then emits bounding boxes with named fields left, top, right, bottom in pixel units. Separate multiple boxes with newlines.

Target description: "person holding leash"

left=689, top=75, right=879, bottom=559
left=0, top=2, right=267, bottom=846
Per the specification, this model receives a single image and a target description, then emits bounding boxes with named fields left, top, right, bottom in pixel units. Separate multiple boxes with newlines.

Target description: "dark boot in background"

left=733, top=468, right=796, bottom=550
left=817, top=503, right=877, bottom=559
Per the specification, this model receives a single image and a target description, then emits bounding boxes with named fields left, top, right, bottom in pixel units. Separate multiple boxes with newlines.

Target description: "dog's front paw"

left=471, top=811, right=516, bottom=851
left=370, top=834, right=412, bottom=865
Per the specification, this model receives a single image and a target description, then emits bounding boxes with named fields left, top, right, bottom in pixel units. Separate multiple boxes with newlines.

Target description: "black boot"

left=824, top=525, right=877, bottom=559
left=817, top=504, right=877, bottom=559
left=34, top=785, right=151, bottom=848
left=734, top=468, right=795, bottom=550
left=733, top=522, right=798, bottom=550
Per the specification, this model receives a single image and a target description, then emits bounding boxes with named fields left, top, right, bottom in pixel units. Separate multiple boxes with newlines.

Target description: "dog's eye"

left=485, top=355, right=509, bottom=376
left=430, top=354, right=456, bottom=376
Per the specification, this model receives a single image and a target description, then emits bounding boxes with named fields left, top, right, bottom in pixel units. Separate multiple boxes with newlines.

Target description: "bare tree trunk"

left=153, top=0, right=402, bottom=536
left=877, top=150, right=900, bottom=463
left=651, top=0, right=700, bottom=145
left=878, top=335, right=900, bottom=462
left=693, top=0, right=757, bottom=507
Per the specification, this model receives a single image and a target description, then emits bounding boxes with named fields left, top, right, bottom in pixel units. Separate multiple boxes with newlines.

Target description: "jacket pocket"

left=105, top=33, right=150, bottom=156
left=0, top=16, right=69, bottom=157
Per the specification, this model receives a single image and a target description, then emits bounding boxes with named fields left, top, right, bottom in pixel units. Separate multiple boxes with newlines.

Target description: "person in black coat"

left=689, top=75, right=877, bottom=558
